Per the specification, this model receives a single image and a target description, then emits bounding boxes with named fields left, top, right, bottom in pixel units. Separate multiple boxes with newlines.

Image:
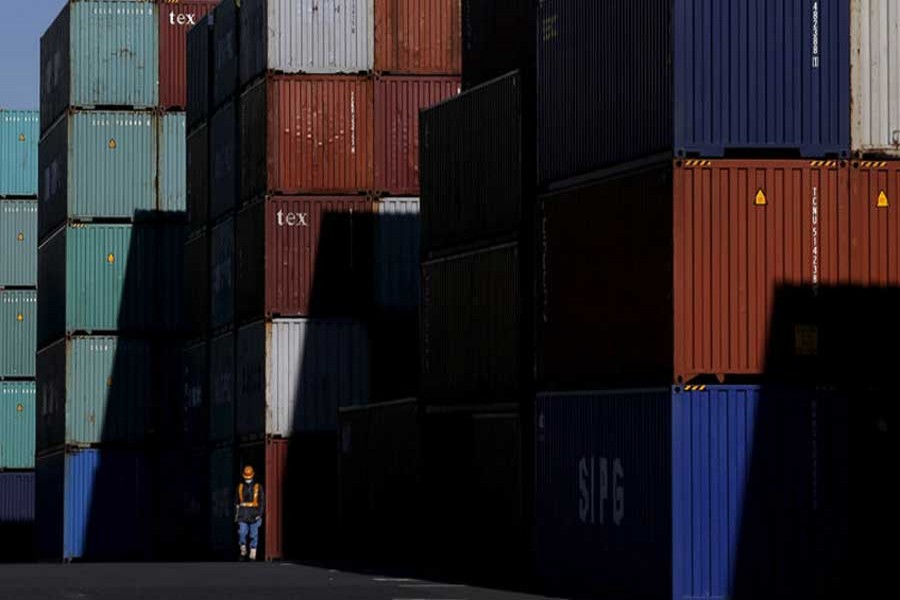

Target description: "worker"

left=235, top=465, right=265, bottom=561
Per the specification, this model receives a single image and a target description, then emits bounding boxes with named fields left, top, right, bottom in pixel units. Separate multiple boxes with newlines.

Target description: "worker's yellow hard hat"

left=242, top=465, right=255, bottom=479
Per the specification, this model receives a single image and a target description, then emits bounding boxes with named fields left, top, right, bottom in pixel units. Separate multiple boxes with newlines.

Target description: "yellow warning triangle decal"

left=755, top=189, right=767, bottom=206
left=877, top=190, right=889, bottom=208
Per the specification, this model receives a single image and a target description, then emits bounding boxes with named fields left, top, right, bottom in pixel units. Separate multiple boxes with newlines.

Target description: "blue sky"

left=0, top=1, right=68, bottom=109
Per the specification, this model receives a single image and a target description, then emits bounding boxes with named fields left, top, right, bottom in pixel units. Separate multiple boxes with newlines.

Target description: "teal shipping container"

left=0, top=200, right=38, bottom=286
left=159, top=113, right=187, bottom=214
left=0, top=290, right=37, bottom=378
left=38, top=111, right=158, bottom=240
left=0, top=110, right=39, bottom=197
left=36, top=337, right=152, bottom=452
left=40, top=1, right=159, bottom=132
left=0, top=382, right=35, bottom=469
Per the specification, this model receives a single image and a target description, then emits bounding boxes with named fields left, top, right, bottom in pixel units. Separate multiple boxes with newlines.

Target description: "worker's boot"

left=249, top=548, right=257, bottom=561
left=239, top=545, right=247, bottom=561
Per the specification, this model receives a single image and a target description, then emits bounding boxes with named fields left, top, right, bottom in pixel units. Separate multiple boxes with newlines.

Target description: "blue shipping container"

left=535, top=385, right=856, bottom=599
left=0, top=472, right=34, bottom=523
left=36, top=448, right=151, bottom=561
left=0, top=110, right=39, bottom=197
left=537, top=0, right=850, bottom=186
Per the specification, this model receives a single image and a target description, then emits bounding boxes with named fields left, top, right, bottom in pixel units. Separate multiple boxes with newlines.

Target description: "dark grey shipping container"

left=209, top=331, right=235, bottom=444
left=185, top=231, right=210, bottom=339
left=182, top=341, right=209, bottom=446
left=461, top=0, right=535, bottom=90
left=420, top=243, right=521, bottom=406
left=187, top=124, right=210, bottom=231
left=210, top=217, right=234, bottom=332
left=186, top=13, right=214, bottom=132
left=213, top=0, right=239, bottom=110
left=420, top=72, right=524, bottom=256
left=210, top=101, right=238, bottom=221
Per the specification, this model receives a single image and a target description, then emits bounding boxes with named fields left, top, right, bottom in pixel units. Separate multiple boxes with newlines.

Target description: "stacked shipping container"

left=0, top=109, right=39, bottom=561
left=35, top=0, right=216, bottom=562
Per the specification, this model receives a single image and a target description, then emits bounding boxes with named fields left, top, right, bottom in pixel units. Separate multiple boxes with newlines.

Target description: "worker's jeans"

left=238, top=519, right=261, bottom=550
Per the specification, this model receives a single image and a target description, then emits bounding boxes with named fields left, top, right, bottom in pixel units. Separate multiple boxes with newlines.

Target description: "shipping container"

left=420, top=72, right=523, bottom=255
left=159, top=1, right=218, bottom=110
left=374, top=77, right=460, bottom=196
left=209, top=331, right=235, bottom=444
left=183, top=341, right=209, bottom=446
left=210, top=216, right=235, bottom=331
left=209, top=445, right=235, bottom=557
left=849, top=160, right=900, bottom=286
left=40, top=1, right=159, bottom=132
left=236, top=196, right=373, bottom=321
left=36, top=448, right=152, bottom=561
left=185, top=231, right=210, bottom=338
left=0, top=382, right=36, bottom=470
left=240, top=75, right=374, bottom=200
left=461, top=0, right=534, bottom=90
left=236, top=318, right=370, bottom=438
left=0, top=110, right=39, bottom=197
left=153, top=338, right=185, bottom=443
left=158, top=113, right=187, bottom=215
left=38, top=111, right=158, bottom=240
left=537, top=0, right=850, bottom=187
left=0, top=200, right=38, bottom=287
left=0, top=290, right=37, bottom=378
left=186, top=13, right=214, bottom=131
left=421, top=243, right=520, bottom=405
left=534, top=385, right=875, bottom=599
left=375, top=0, right=460, bottom=74
left=210, top=101, right=238, bottom=220
left=0, top=472, right=34, bottom=523
left=537, top=159, right=858, bottom=389
left=240, top=0, right=373, bottom=86
left=36, top=336, right=153, bottom=451
left=37, top=224, right=179, bottom=344
left=373, top=198, right=419, bottom=311
left=187, top=124, right=210, bottom=231
left=236, top=438, right=290, bottom=560
left=212, top=0, right=239, bottom=110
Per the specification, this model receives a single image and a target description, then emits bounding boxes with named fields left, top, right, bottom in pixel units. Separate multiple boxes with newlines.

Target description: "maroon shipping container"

left=537, top=159, right=855, bottom=390
left=184, top=231, right=209, bottom=339
left=236, top=196, right=373, bottom=322
left=849, top=161, right=900, bottom=287
left=187, top=123, right=209, bottom=230
left=420, top=243, right=521, bottom=405
left=374, top=76, right=460, bottom=196
left=240, top=75, right=374, bottom=201
left=375, top=0, right=462, bottom=74
left=159, top=1, right=218, bottom=110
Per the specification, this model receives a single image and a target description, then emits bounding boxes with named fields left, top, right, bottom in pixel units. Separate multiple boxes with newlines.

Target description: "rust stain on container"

left=850, top=161, right=900, bottom=287
left=159, top=1, right=218, bottom=110
left=374, top=76, right=460, bottom=196
left=375, top=0, right=462, bottom=74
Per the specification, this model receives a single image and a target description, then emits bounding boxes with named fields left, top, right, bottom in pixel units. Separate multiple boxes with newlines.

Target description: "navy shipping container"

left=461, top=0, right=535, bottom=90
left=36, top=448, right=152, bottom=562
left=0, top=472, right=34, bottom=523
left=210, top=216, right=235, bottom=331
left=537, top=0, right=850, bottom=187
left=212, top=0, right=239, bottom=110
left=209, top=444, right=235, bottom=557
left=183, top=340, right=210, bottom=446
left=185, top=230, right=210, bottom=338
left=187, top=124, right=210, bottom=231
left=210, top=331, right=235, bottom=444
left=187, top=13, right=214, bottom=132
left=534, top=385, right=880, bottom=599
left=210, top=101, right=238, bottom=221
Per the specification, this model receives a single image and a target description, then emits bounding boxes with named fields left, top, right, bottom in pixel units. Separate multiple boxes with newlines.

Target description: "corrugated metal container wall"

left=420, top=72, right=522, bottom=255
left=850, top=161, right=900, bottom=286
left=209, top=445, right=235, bottom=556
left=374, top=198, right=420, bottom=311
left=537, top=0, right=850, bottom=187
left=0, top=472, right=34, bottom=522
left=236, top=438, right=294, bottom=560
left=241, top=76, right=374, bottom=200
left=187, top=125, right=210, bottom=230
left=38, top=111, right=158, bottom=240
left=0, top=110, right=39, bottom=197
left=0, top=200, right=38, bottom=286
left=186, top=13, right=214, bottom=131
left=185, top=231, right=210, bottom=338
left=239, top=0, right=374, bottom=87
left=461, top=0, right=534, bottom=90
left=157, top=224, right=187, bottom=333
left=159, top=113, right=187, bottom=214
left=375, top=0, right=460, bottom=74
left=159, top=1, right=218, bottom=110
left=0, top=290, right=37, bottom=377
left=210, top=101, right=238, bottom=220
left=40, top=2, right=159, bottom=133
left=0, top=382, right=36, bottom=470
left=210, top=217, right=235, bottom=331
left=374, top=77, right=460, bottom=196
left=213, top=0, right=239, bottom=110
left=183, top=341, right=209, bottom=446
left=209, top=331, right=235, bottom=444
left=36, top=449, right=152, bottom=561
left=236, top=197, right=373, bottom=322
left=236, top=319, right=371, bottom=438
left=36, top=337, right=153, bottom=451
left=420, top=243, right=520, bottom=405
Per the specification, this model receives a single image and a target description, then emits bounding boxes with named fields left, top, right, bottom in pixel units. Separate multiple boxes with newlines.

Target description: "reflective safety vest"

left=238, top=483, right=261, bottom=508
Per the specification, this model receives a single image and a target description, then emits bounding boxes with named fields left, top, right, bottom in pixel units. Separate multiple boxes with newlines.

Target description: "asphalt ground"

left=0, top=563, right=563, bottom=600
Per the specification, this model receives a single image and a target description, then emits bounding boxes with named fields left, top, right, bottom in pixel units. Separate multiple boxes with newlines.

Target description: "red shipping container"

left=235, top=196, right=373, bottom=322
left=375, top=0, right=462, bottom=74
left=538, top=159, right=856, bottom=390
left=849, top=161, right=900, bottom=287
left=240, top=75, right=374, bottom=201
left=159, top=1, right=218, bottom=110
left=374, top=76, right=460, bottom=196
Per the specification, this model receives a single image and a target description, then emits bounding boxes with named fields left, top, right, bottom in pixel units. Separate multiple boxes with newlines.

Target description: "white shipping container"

left=852, top=0, right=900, bottom=155
left=236, top=319, right=370, bottom=438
